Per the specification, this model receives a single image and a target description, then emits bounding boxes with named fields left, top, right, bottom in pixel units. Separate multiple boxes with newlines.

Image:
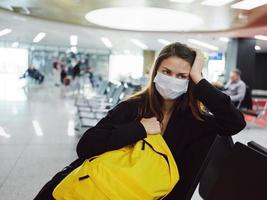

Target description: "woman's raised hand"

left=190, top=48, right=204, bottom=84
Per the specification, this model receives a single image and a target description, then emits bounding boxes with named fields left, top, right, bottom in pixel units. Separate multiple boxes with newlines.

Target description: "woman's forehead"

left=159, top=56, right=191, bottom=72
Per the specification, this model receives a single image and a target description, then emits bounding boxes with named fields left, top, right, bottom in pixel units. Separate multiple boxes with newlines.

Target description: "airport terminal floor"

left=0, top=78, right=266, bottom=199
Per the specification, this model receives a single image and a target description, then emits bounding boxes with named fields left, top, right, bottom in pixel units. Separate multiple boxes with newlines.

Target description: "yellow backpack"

left=53, top=134, right=179, bottom=200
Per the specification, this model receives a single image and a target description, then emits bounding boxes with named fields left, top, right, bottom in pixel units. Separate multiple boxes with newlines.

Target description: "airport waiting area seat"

left=186, top=135, right=267, bottom=200
left=239, top=88, right=267, bottom=127
left=241, top=99, right=267, bottom=127
left=74, top=76, right=139, bottom=130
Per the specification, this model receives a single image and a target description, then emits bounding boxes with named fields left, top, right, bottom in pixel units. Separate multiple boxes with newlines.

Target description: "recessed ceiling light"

left=188, top=39, right=219, bottom=51
left=238, top=13, right=249, bottom=20
left=101, top=37, right=112, bottom=49
left=201, top=0, right=235, bottom=6
left=85, top=7, right=203, bottom=31
left=219, top=37, right=230, bottom=42
left=255, top=35, right=267, bottom=41
left=231, top=0, right=267, bottom=10
left=130, top=39, right=148, bottom=50
left=11, top=42, right=19, bottom=48
left=158, top=39, right=171, bottom=45
left=70, top=35, right=78, bottom=46
left=255, top=45, right=261, bottom=50
left=169, top=0, right=195, bottom=3
left=0, top=28, right=12, bottom=37
left=33, top=32, right=46, bottom=43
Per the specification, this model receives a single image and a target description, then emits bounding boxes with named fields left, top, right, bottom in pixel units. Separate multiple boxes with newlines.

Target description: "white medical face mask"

left=153, top=72, right=189, bottom=100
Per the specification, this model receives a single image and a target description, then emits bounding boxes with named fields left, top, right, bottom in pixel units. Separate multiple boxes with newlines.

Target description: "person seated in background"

left=20, top=65, right=44, bottom=84
left=223, top=69, right=246, bottom=107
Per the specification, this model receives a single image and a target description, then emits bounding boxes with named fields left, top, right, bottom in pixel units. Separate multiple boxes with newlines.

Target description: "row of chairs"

left=237, top=86, right=267, bottom=127
left=74, top=79, right=139, bottom=131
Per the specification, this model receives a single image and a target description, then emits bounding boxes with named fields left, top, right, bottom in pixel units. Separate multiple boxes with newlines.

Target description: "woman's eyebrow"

left=161, top=66, right=189, bottom=75
left=162, top=66, right=172, bottom=71
left=163, top=66, right=189, bottom=75
left=177, top=72, right=189, bottom=75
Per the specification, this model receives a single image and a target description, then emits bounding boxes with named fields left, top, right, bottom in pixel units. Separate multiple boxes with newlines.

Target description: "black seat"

left=184, top=135, right=233, bottom=200
left=247, top=141, right=267, bottom=156
left=206, top=142, right=267, bottom=200
left=240, top=85, right=252, bottom=109
left=198, top=135, right=234, bottom=199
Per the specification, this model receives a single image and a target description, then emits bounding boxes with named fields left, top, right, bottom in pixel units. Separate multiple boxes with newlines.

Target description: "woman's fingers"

left=140, top=117, right=161, bottom=135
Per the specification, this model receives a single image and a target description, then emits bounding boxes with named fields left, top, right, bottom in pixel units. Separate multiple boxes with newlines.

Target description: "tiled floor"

left=0, top=81, right=78, bottom=200
left=0, top=80, right=266, bottom=200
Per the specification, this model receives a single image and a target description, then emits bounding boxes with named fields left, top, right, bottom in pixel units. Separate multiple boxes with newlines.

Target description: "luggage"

left=63, top=77, right=70, bottom=86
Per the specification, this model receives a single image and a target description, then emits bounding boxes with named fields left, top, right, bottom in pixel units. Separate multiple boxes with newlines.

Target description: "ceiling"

left=0, top=0, right=267, bottom=52
left=1, top=0, right=267, bottom=31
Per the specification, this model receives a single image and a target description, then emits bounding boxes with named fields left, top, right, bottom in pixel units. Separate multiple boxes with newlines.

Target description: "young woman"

left=76, top=42, right=246, bottom=199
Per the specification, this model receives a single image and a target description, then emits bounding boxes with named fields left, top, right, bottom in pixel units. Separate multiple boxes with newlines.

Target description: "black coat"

left=77, top=79, right=246, bottom=199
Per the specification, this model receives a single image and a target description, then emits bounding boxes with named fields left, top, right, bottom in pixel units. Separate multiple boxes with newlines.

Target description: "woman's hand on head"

left=190, top=48, right=204, bottom=84
left=140, top=117, right=161, bottom=135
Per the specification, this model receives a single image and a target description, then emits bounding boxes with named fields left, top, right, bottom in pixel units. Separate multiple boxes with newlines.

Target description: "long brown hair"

left=128, top=42, right=204, bottom=122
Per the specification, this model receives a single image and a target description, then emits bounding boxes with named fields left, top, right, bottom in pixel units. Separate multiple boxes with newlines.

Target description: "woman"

left=77, top=42, right=246, bottom=199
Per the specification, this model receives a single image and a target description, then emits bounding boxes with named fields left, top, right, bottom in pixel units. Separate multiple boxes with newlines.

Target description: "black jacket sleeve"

left=76, top=100, right=147, bottom=159
left=193, top=79, right=246, bottom=136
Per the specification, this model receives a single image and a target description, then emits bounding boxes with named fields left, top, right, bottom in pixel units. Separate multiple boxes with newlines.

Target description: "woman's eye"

left=162, top=70, right=170, bottom=75
left=177, top=75, right=188, bottom=79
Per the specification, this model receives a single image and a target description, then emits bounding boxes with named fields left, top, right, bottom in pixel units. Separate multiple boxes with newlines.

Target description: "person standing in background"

left=72, top=60, right=81, bottom=95
left=72, top=60, right=81, bottom=80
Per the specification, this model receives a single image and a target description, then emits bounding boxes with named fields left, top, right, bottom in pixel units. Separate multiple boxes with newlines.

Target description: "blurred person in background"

left=223, top=69, right=246, bottom=107
left=20, top=65, right=44, bottom=84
